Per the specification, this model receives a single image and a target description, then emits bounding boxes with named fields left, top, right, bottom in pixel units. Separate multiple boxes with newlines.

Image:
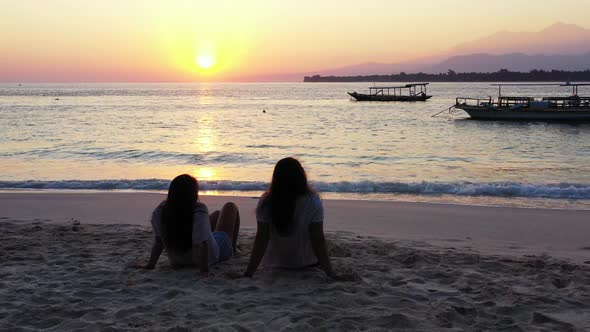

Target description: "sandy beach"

left=4, top=2, right=590, bottom=331
left=1, top=192, right=589, bottom=330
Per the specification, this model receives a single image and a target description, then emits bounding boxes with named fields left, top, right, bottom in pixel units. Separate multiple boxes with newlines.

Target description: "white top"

left=256, top=192, right=324, bottom=268
left=150, top=201, right=219, bottom=266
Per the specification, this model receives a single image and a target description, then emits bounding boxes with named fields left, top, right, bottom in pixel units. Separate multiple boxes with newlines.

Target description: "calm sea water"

left=1, top=82, right=589, bottom=208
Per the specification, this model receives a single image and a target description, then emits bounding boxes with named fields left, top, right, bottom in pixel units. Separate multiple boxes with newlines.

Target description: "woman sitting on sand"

left=141, top=174, right=240, bottom=274
left=242, top=157, right=346, bottom=280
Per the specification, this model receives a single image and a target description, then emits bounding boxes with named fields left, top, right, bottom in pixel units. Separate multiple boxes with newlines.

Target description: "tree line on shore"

left=303, top=69, right=590, bottom=82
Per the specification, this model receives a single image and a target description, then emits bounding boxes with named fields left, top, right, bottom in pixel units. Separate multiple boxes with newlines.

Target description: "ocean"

left=1, top=82, right=589, bottom=209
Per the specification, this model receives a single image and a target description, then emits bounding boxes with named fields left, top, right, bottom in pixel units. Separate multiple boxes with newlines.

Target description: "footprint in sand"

left=531, top=312, right=575, bottom=330
left=217, top=286, right=260, bottom=295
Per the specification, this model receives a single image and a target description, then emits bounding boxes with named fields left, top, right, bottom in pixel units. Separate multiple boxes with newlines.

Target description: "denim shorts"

left=212, top=231, right=233, bottom=262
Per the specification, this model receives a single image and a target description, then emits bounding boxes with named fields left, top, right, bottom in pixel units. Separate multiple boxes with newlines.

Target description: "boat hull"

left=348, top=92, right=431, bottom=102
left=456, top=106, right=590, bottom=121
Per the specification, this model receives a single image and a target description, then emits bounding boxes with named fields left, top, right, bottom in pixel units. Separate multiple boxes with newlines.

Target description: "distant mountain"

left=302, top=23, right=590, bottom=79
left=427, top=52, right=590, bottom=73
left=308, top=51, right=590, bottom=77
left=451, top=23, right=590, bottom=56
left=305, top=61, right=428, bottom=77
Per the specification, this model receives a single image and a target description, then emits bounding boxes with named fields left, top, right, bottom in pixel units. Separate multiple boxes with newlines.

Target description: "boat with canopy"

left=348, top=83, right=432, bottom=101
left=452, top=83, right=590, bottom=120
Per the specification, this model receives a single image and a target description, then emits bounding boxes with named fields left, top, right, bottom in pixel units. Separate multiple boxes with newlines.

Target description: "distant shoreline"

left=303, top=69, right=590, bottom=82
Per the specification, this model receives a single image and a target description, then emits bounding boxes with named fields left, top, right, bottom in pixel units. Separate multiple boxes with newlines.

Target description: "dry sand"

left=1, top=192, right=590, bottom=330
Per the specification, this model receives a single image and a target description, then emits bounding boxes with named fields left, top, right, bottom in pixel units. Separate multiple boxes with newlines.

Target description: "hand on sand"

left=225, top=271, right=248, bottom=279
left=327, top=271, right=359, bottom=282
left=128, top=260, right=154, bottom=270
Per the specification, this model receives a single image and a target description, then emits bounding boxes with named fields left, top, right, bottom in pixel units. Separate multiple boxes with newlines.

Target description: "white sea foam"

left=1, top=180, right=589, bottom=199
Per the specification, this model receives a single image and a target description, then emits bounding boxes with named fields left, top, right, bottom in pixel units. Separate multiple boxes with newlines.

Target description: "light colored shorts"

left=212, top=231, right=233, bottom=262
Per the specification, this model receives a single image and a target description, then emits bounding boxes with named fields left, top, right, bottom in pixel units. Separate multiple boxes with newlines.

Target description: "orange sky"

left=1, top=0, right=589, bottom=82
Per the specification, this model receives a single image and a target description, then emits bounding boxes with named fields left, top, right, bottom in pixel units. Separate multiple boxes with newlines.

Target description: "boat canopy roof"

left=561, top=82, right=590, bottom=87
left=370, top=83, right=429, bottom=89
left=491, top=82, right=589, bottom=96
left=490, top=83, right=590, bottom=87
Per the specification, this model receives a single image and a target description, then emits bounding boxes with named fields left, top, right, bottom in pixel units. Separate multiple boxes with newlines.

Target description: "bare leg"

left=214, top=202, right=240, bottom=251
left=209, top=210, right=220, bottom=231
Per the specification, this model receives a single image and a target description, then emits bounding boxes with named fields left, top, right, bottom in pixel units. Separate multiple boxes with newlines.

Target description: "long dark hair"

left=161, top=174, right=198, bottom=252
left=261, top=157, right=312, bottom=236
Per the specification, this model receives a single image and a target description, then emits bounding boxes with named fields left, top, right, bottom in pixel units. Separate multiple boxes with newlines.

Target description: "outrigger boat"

left=453, top=83, right=590, bottom=120
left=348, top=83, right=432, bottom=101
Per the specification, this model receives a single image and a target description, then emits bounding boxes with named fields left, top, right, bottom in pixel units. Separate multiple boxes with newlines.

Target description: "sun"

left=196, top=54, right=215, bottom=69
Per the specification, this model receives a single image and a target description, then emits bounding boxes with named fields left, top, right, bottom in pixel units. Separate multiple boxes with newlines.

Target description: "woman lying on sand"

left=241, top=157, right=348, bottom=280
left=140, top=174, right=240, bottom=275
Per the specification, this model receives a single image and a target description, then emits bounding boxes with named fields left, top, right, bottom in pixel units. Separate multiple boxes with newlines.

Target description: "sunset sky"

left=1, top=0, right=589, bottom=82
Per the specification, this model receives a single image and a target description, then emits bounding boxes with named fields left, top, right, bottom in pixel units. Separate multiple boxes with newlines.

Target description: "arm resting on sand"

left=309, top=223, right=336, bottom=278
left=193, top=242, right=209, bottom=274
left=145, top=236, right=164, bottom=269
left=244, top=222, right=270, bottom=277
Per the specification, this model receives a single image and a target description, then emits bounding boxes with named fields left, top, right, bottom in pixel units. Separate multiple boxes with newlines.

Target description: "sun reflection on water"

left=193, top=113, right=217, bottom=153
left=194, top=167, right=216, bottom=180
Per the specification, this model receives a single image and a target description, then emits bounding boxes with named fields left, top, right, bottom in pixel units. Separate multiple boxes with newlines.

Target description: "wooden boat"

left=454, top=83, right=590, bottom=121
left=348, top=83, right=432, bottom=101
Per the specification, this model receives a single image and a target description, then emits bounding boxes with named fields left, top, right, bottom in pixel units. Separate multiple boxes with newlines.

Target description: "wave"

left=0, top=87, right=206, bottom=97
left=1, top=180, right=589, bottom=199
left=0, top=149, right=272, bottom=166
